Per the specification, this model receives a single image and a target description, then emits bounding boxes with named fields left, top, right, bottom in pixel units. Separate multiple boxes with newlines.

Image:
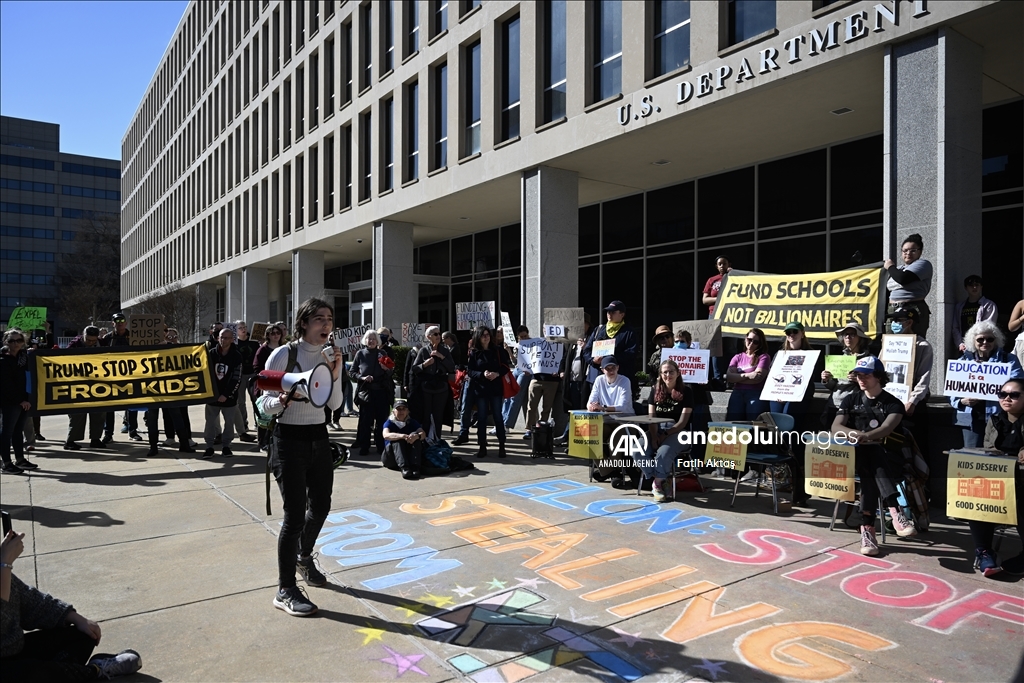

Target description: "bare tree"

left=133, top=284, right=212, bottom=343
left=54, top=212, right=121, bottom=330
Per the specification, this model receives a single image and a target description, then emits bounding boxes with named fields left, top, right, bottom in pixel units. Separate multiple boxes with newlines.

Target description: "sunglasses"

left=975, top=337, right=995, bottom=343
left=745, top=337, right=758, bottom=343
left=997, top=391, right=1022, bottom=400
left=785, top=330, right=801, bottom=336
left=269, top=330, right=282, bottom=335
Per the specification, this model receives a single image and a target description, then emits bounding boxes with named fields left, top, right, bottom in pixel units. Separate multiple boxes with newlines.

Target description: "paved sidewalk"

left=2, top=407, right=1022, bottom=682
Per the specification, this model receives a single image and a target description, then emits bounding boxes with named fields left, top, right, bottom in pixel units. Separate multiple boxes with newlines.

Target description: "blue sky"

left=1, top=0, right=188, bottom=161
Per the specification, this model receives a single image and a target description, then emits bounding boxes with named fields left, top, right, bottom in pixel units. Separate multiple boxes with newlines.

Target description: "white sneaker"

left=860, top=526, right=879, bottom=556
left=652, top=480, right=668, bottom=503
left=487, top=427, right=497, bottom=435
left=89, top=649, right=142, bottom=678
left=889, top=507, right=917, bottom=537
left=739, top=470, right=758, bottom=482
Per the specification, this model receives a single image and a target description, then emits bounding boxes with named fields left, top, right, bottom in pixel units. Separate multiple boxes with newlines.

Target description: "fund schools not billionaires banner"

left=32, top=345, right=216, bottom=415
left=713, top=267, right=886, bottom=340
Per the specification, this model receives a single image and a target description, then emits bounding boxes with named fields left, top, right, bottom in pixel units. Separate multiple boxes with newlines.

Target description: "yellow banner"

left=706, top=423, right=748, bottom=471
left=713, top=267, right=885, bottom=340
left=568, top=412, right=603, bottom=460
left=946, top=451, right=1017, bottom=525
left=805, top=442, right=856, bottom=501
left=33, top=344, right=216, bottom=414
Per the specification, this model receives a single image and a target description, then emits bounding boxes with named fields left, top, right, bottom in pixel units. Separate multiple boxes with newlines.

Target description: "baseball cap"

left=112, top=311, right=126, bottom=322
left=887, top=307, right=916, bottom=321
left=783, top=321, right=805, bottom=333
left=393, top=398, right=409, bottom=409
left=851, top=356, right=885, bottom=374
left=601, top=355, right=618, bottom=369
left=603, top=301, right=625, bottom=313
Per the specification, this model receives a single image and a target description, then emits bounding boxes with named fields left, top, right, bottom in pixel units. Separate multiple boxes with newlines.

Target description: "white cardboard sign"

left=943, top=359, right=1017, bottom=401
left=659, top=348, right=711, bottom=384
left=517, top=338, right=565, bottom=375
left=760, top=350, right=822, bottom=402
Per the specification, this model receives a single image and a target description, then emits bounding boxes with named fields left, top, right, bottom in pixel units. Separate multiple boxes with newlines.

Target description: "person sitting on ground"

left=950, top=321, right=1024, bottom=448
left=831, top=356, right=916, bottom=557
left=952, top=275, right=998, bottom=353
left=969, top=378, right=1024, bottom=577
left=381, top=399, right=427, bottom=480
left=637, top=360, right=693, bottom=503
left=1, top=529, right=142, bottom=680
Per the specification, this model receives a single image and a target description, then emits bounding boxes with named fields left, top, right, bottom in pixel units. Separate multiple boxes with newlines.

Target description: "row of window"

left=61, top=185, right=121, bottom=201
left=0, top=273, right=55, bottom=285
left=0, top=249, right=56, bottom=262
left=0, top=154, right=54, bottom=171
left=0, top=154, right=117, bottom=177
left=0, top=226, right=75, bottom=240
left=0, top=178, right=54, bottom=193
left=61, top=208, right=119, bottom=220
left=0, top=202, right=54, bottom=216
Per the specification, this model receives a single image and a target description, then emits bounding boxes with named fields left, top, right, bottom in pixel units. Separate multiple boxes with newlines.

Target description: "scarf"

left=605, top=321, right=624, bottom=338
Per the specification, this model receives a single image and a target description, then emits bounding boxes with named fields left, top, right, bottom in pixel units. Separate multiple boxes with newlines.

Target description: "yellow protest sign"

left=568, top=411, right=603, bottom=460
left=713, top=267, right=885, bottom=340
left=805, top=442, right=856, bottom=501
left=946, top=451, right=1017, bottom=525
left=705, top=423, right=748, bottom=471
left=32, top=344, right=216, bottom=414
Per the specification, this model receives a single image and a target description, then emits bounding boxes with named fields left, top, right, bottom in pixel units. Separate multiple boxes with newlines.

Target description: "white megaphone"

left=256, top=363, right=334, bottom=408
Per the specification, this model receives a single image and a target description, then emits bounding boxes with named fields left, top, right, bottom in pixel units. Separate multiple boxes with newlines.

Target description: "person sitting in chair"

left=381, top=399, right=427, bottom=480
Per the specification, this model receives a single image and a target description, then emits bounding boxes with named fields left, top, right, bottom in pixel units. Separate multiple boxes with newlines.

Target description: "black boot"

left=475, top=445, right=487, bottom=458
left=498, top=444, right=507, bottom=458
left=453, top=433, right=469, bottom=446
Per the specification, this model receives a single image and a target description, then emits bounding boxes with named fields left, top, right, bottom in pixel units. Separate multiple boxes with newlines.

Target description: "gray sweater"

left=1, top=573, right=74, bottom=657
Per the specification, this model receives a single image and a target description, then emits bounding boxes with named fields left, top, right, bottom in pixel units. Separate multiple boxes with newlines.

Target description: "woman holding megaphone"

left=258, top=298, right=346, bottom=618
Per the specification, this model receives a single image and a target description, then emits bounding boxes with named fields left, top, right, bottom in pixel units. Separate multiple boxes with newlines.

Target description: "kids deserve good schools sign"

left=713, top=267, right=886, bottom=341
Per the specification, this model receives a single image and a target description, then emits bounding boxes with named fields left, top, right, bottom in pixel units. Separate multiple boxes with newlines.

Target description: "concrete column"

left=373, top=220, right=416, bottom=333
left=242, top=267, right=269, bottom=324
left=226, top=271, right=243, bottom=323
left=883, top=28, right=983, bottom=391
left=195, top=282, right=218, bottom=344
left=565, top=0, right=586, bottom=117
left=521, top=166, right=579, bottom=336
left=291, top=249, right=325, bottom=308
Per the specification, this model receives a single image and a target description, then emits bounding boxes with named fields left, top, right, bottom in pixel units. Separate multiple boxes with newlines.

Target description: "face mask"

left=391, top=419, right=406, bottom=428
left=674, top=341, right=689, bottom=349
left=380, top=334, right=389, bottom=344
left=890, top=322, right=904, bottom=334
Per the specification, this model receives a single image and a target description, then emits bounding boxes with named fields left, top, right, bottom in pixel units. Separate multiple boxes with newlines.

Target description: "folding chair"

left=730, top=413, right=795, bottom=515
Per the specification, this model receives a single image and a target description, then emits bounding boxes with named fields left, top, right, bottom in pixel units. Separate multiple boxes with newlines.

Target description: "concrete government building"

left=121, top=0, right=1022, bottom=371
left=1, top=116, right=121, bottom=335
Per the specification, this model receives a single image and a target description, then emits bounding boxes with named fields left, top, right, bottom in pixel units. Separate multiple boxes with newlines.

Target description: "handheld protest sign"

left=943, top=359, right=1016, bottom=401
left=568, top=411, right=603, bottom=460
left=946, top=451, right=1017, bottom=525
left=500, top=311, right=515, bottom=342
left=456, top=301, right=495, bottom=330
left=592, top=339, right=616, bottom=357
left=517, top=338, right=564, bottom=374
left=7, top=306, right=47, bottom=332
left=250, top=322, right=269, bottom=341
left=128, top=314, right=165, bottom=346
left=334, top=325, right=372, bottom=355
left=673, top=320, right=722, bottom=357
left=825, top=355, right=857, bottom=378
left=402, top=323, right=438, bottom=345
left=543, top=307, right=586, bottom=342
left=805, top=440, right=855, bottom=502
left=660, top=348, right=710, bottom=384
left=759, top=350, right=821, bottom=402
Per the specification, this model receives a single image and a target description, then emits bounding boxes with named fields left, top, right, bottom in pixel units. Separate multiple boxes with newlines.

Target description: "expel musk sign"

left=712, top=267, right=886, bottom=341
left=32, top=344, right=216, bottom=414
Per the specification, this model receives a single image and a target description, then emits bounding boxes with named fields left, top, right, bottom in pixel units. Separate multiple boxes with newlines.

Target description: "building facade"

left=1, top=115, right=121, bottom=336
left=121, top=0, right=1022, bottom=387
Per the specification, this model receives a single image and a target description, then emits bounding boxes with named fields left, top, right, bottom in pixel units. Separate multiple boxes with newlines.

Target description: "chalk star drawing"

left=416, top=589, right=644, bottom=682
left=420, top=593, right=455, bottom=608
left=355, top=623, right=386, bottom=645
left=452, top=585, right=477, bottom=598
left=394, top=601, right=434, bottom=619
left=513, top=577, right=548, bottom=589
left=486, top=577, right=508, bottom=590
left=567, top=607, right=598, bottom=624
left=608, top=627, right=647, bottom=648
left=378, top=645, right=428, bottom=677
left=692, top=659, right=729, bottom=680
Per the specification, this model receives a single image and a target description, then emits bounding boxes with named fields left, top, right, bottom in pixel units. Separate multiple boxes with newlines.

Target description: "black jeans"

left=857, top=445, right=902, bottom=517
left=2, top=624, right=99, bottom=682
left=419, top=389, right=450, bottom=440
left=145, top=406, right=187, bottom=448
left=475, top=394, right=506, bottom=447
left=968, top=469, right=1023, bottom=554
left=272, top=423, right=334, bottom=588
left=2, top=404, right=27, bottom=464
left=382, top=439, right=423, bottom=471
left=356, top=388, right=392, bottom=453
